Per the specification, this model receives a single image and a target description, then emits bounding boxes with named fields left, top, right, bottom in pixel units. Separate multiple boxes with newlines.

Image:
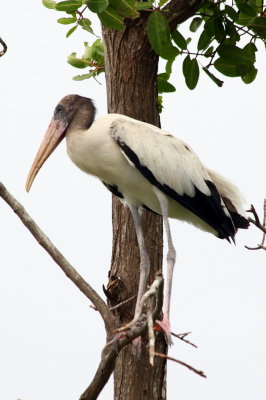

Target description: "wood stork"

left=25, top=94, right=249, bottom=345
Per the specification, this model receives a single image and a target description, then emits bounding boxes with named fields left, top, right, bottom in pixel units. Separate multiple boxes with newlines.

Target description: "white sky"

left=0, top=2, right=265, bottom=400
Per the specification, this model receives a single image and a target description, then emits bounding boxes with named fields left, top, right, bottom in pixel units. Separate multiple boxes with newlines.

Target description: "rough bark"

left=102, top=14, right=167, bottom=400
left=102, top=2, right=203, bottom=398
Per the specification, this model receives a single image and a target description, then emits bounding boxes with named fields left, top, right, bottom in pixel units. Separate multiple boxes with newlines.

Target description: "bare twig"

left=0, top=37, right=7, bottom=57
left=171, top=331, right=198, bottom=348
left=147, top=298, right=155, bottom=365
left=245, top=202, right=266, bottom=251
left=109, top=294, right=136, bottom=311
left=115, top=274, right=164, bottom=332
left=0, top=182, right=116, bottom=331
left=154, top=352, right=207, bottom=378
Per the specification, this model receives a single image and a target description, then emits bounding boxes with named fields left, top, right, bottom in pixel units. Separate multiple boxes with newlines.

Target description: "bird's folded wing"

left=109, top=117, right=237, bottom=240
left=110, top=117, right=212, bottom=198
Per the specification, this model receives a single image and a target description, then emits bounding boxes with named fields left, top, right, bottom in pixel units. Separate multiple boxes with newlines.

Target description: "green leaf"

left=86, top=0, right=108, bottom=13
left=81, top=40, right=104, bottom=63
left=68, top=52, right=91, bottom=67
left=183, top=57, right=199, bottom=90
left=214, top=19, right=225, bottom=42
left=182, top=54, right=190, bottom=76
left=91, top=39, right=104, bottom=63
left=248, top=16, right=266, bottom=38
left=224, top=19, right=240, bottom=44
left=56, top=1, right=82, bottom=12
left=78, top=18, right=93, bottom=33
left=236, top=13, right=255, bottom=26
left=189, top=17, right=203, bottom=33
left=98, top=5, right=125, bottom=30
left=158, top=0, right=169, bottom=6
left=83, top=42, right=92, bottom=60
left=42, top=0, right=56, bottom=9
left=204, top=46, right=214, bottom=57
left=204, top=16, right=216, bottom=36
left=217, top=44, right=255, bottom=65
left=214, top=58, right=249, bottom=77
left=202, top=67, right=223, bottom=87
left=158, top=73, right=169, bottom=80
left=255, top=0, right=263, bottom=12
left=248, top=16, right=266, bottom=28
left=235, top=0, right=257, bottom=17
left=224, top=5, right=238, bottom=21
left=241, top=65, right=258, bottom=83
left=135, top=1, right=153, bottom=10
left=165, top=58, right=177, bottom=75
left=157, top=95, right=163, bottom=114
left=243, top=42, right=257, bottom=61
left=171, top=30, right=187, bottom=50
left=157, top=74, right=176, bottom=93
left=147, top=12, right=179, bottom=60
left=198, top=1, right=214, bottom=16
left=66, top=24, right=78, bottom=37
left=197, top=29, right=213, bottom=51
left=73, top=71, right=94, bottom=80
left=57, top=17, right=77, bottom=24
left=109, top=0, right=139, bottom=18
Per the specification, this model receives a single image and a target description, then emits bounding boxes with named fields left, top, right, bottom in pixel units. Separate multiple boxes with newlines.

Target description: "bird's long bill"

left=25, top=118, right=67, bottom=192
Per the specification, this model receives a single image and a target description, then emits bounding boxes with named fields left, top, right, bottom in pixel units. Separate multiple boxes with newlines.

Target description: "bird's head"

left=25, top=94, right=95, bottom=192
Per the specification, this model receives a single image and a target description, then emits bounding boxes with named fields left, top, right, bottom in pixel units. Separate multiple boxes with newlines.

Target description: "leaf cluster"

left=68, top=39, right=104, bottom=80
left=147, top=0, right=265, bottom=89
left=42, top=0, right=266, bottom=100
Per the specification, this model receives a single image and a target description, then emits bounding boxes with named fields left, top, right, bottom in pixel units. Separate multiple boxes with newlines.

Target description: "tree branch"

left=171, top=331, right=198, bottom=348
left=0, top=182, right=116, bottom=331
left=154, top=352, right=206, bottom=378
left=245, top=202, right=266, bottom=251
left=80, top=275, right=164, bottom=400
left=1, top=183, right=165, bottom=399
left=0, top=37, right=7, bottom=57
left=164, top=0, right=204, bottom=30
left=1, top=183, right=206, bottom=398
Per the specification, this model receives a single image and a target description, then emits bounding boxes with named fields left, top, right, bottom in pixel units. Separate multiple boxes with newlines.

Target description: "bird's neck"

left=68, top=103, right=96, bottom=133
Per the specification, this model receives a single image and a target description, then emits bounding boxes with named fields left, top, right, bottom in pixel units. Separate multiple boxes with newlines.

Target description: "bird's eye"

left=54, top=104, right=64, bottom=119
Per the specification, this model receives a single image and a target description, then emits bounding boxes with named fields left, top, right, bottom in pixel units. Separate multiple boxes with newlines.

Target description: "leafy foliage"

left=157, top=73, right=176, bottom=93
left=42, top=0, right=266, bottom=101
left=147, top=12, right=179, bottom=59
left=67, top=39, right=104, bottom=80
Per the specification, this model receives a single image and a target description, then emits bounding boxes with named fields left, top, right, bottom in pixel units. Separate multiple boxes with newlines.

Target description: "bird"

left=25, top=94, right=249, bottom=347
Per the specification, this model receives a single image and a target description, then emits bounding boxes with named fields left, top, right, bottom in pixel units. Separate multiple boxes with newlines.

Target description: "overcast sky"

left=0, top=2, right=265, bottom=400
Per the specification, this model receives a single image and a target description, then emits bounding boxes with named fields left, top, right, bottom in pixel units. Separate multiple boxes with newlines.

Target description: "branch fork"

left=245, top=201, right=266, bottom=251
left=1, top=182, right=206, bottom=400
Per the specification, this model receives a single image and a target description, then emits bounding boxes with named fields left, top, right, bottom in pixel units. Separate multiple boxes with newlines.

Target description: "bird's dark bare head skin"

left=25, top=95, right=96, bottom=192
left=54, top=94, right=96, bottom=131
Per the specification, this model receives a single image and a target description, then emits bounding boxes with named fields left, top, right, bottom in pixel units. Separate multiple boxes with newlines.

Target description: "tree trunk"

left=102, top=15, right=167, bottom=400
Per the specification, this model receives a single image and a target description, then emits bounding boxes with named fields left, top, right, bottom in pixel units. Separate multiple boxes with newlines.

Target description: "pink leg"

left=129, top=204, right=150, bottom=356
left=155, top=190, right=176, bottom=345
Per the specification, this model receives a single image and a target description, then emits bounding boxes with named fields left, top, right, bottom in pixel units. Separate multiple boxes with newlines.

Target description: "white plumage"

left=26, top=94, right=249, bottom=348
left=66, top=111, right=247, bottom=237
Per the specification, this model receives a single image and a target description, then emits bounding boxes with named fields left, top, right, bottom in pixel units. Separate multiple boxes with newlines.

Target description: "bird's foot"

left=132, top=336, right=142, bottom=358
left=155, top=316, right=173, bottom=345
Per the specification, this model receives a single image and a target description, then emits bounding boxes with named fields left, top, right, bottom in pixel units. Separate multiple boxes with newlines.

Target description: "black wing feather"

left=116, top=139, right=236, bottom=241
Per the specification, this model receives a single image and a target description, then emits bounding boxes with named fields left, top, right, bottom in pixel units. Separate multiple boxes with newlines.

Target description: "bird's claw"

left=132, top=336, right=142, bottom=358
left=155, top=317, right=173, bottom=345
